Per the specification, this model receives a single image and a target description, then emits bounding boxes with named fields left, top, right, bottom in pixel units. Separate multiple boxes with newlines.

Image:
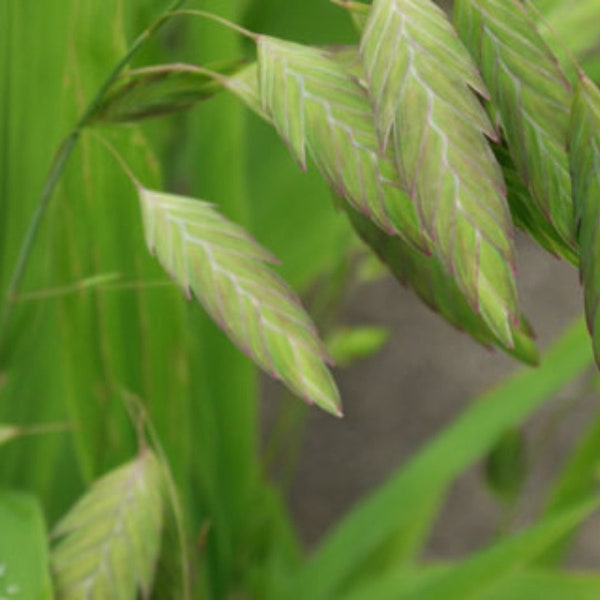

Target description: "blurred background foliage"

left=1, top=1, right=600, bottom=598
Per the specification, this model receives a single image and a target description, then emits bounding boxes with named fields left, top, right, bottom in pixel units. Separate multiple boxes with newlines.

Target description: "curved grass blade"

left=347, top=567, right=600, bottom=600
left=570, top=76, right=600, bottom=365
left=289, top=318, right=591, bottom=600
left=345, top=204, right=538, bottom=365
left=139, top=188, right=341, bottom=416
left=538, top=409, right=600, bottom=566
left=402, top=499, right=600, bottom=600
left=256, top=37, right=430, bottom=251
left=361, top=0, right=520, bottom=347
left=454, top=0, right=576, bottom=257
left=345, top=499, right=599, bottom=600
left=90, top=60, right=242, bottom=124
left=52, top=450, right=164, bottom=599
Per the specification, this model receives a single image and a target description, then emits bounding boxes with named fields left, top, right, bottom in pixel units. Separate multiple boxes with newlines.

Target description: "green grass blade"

left=400, top=499, right=600, bottom=600
left=537, top=410, right=600, bottom=565
left=0, top=491, right=53, bottom=600
left=348, top=556, right=600, bottom=600
left=289, top=317, right=593, bottom=599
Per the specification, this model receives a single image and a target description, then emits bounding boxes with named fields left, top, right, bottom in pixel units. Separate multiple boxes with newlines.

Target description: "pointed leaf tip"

left=138, top=188, right=341, bottom=414
left=361, top=0, right=521, bottom=345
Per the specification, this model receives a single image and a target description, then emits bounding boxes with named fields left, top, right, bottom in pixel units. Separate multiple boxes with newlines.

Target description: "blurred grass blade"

left=570, top=77, right=600, bottom=365
left=52, top=449, right=164, bottom=599
left=401, top=499, right=600, bottom=600
left=290, top=317, right=592, bottom=599
left=139, top=188, right=341, bottom=416
left=484, top=428, right=527, bottom=504
left=257, top=38, right=429, bottom=250
left=482, top=570, right=600, bottom=600
left=326, top=326, right=389, bottom=368
left=90, top=61, right=242, bottom=124
left=0, top=491, right=53, bottom=600
left=346, top=499, right=599, bottom=600
left=347, top=566, right=600, bottom=600
left=537, top=409, right=600, bottom=566
left=361, top=0, right=520, bottom=347
left=455, top=0, right=576, bottom=256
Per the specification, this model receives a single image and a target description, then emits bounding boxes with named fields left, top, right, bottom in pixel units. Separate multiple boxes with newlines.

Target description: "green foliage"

left=534, top=0, right=600, bottom=83
left=403, top=499, right=600, bottom=600
left=538, top=406, right=600, bottom=566
left=2, top=0, right=600, bottom=599
left=485, top=428, right=528, bottom=503
left=91, top=61, right=242, bottom=124
left=455, top=0, right=576, bottom=256
left=257, top=39, right=427, bottom=248
left=226, top=49, right=539, bottom=362
left=345, top=499, right=600, bottom=600
left=570, top=77, right=600, bottom=364
left=52, top=450, right=164, bottom=599
left=289, top=318, right=592, bottom=599
left=0, top=491, right=53, bottom=599
left=326, top=325, right=389, bottom=367
left=362, top=0, right=520, bottom=347
left=348, top=568, right=600, bottom=600
left=139, top=188, right=341, bottom=415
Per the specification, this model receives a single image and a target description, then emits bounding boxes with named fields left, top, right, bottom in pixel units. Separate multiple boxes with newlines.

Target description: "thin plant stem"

left=15, top=277, right=175, bottom=303
left=120, top=388, right=192, bottom=600
left=0, top=0, right=186, bottom=343
left=20, top=422, right=73, bottom=437
left=169, top=9, right=258, bottom=41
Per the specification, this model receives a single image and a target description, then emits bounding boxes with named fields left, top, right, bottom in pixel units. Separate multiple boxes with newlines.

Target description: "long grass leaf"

left=401, top=499, right=600, bottom=600
left=226, top=56, right=538, bottom=362
left=257, top=38, right=428, bottom=250
left=0, top=491, right=53, bottom=600
left=569, top=76, right=600, bottom=364
left=289, top=317, right=593, bottom=599
left=537, top=409, right=600, bottom=566
left=139, top=188, right=341, bottom=415
left=90, top=61, right=242, bottom=124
